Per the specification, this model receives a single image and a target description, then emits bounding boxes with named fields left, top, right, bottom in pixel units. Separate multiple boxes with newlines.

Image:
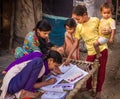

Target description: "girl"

left=65, top=5, right=108, bottom=99
left=64, top=18, right=80, bottom=59
left=56, top=18, right=80, bottom=60
left=0, top=50, right=62, bottom=99
left=15, top=19, right=53, bottom=59
left=93, top=3, right=116, bottom=58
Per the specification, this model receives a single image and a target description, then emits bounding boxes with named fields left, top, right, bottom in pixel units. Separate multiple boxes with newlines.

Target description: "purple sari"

left=8, top=57, right=47, bottom=94
left=4, top=52, right=50, bottom=75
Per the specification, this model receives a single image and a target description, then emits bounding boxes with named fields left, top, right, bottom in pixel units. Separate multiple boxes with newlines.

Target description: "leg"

left=95, top=49, right=108, bottom=99
left=93, top=40, right=102, bottom=58
left=20, top=89, right=43, bottom=99
left=86, top=55, right=96, bottom=90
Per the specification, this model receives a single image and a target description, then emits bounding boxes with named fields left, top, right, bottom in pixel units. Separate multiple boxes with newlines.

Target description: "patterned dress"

left=14, top=31, right=52, bottom=59
left=15, top=31, right=40, bottom=59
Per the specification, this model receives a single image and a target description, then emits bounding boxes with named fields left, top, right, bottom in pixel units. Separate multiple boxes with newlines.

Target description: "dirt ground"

left=103, top=47, right=120, bottom=99
left=0, top=47, right=120, bottom=99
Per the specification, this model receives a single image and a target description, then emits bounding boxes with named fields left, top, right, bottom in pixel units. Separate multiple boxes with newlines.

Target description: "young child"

left=93, top=3, right=116, bottom=58
left=15, top=19, right=53, bottom=59
left=57, top=18, right=80, bottom=59
left=64, top=18, right=80, bottom=59
left=0, top=50, right=62, bottom=99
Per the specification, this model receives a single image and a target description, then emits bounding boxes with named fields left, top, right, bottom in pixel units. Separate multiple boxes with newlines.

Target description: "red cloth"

left=86, top=49, right=108, bottom=92
left=24, top=98, right=31, bottom=99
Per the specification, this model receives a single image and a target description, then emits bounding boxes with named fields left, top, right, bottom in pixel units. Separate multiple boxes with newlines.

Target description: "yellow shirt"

left=75, top=17, right=108, bottom=55
left=99, top=18, right=116, bottom=38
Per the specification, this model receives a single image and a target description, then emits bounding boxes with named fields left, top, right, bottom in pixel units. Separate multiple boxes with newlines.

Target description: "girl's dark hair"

left=64, top=18, right=77, bottom=28
left=34, top=19, right=53, bottom=54
left=72, top=5, right=87, bottom=16
left=43, top=50, right=62, bottom=64
left=100, top=2, right=114, bottom=12
left=35, top=19, right=52, bottom=31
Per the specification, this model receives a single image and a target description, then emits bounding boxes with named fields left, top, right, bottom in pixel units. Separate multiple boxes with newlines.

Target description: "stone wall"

left=14, top=0, right=42, bottom=38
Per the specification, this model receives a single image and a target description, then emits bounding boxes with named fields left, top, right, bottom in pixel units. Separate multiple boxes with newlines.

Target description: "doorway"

left=0, top=0, right=12, bottom=49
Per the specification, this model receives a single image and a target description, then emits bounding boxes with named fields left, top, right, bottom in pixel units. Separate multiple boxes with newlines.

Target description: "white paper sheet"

left=58, top=64, right=88, bottom=84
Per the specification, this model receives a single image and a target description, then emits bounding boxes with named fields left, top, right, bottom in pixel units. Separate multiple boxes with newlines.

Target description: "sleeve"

left=74, top=24, right=82, bottom=40
left=23, top=32, right=40, bottom=52
left=96, top=17, right=100, bottom=29
left=110, top=19, right=116, bottom=29
left=23, top=33, right=30, bottom=50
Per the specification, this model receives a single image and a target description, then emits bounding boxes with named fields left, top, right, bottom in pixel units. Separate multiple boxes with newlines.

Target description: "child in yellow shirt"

left=93, top=3, right=116, bottom=58
left=65, top=4, right=108, bottom=99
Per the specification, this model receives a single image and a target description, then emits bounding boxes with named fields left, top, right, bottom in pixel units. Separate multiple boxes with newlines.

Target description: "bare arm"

left=64, top=38, right=79, bottom=65
left=109, top=29, right=115, bottom=43
left=33, top=78, right=56, bottom=89
left=102, top=28, right=112, bottom=35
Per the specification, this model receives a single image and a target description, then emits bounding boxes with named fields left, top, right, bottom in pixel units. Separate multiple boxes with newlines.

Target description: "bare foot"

left=2, top=71, right=7, bottom=75
left=79, top=88, right=89, bottom=92
left=96, top=54, right=102, bottom=59
left=94, top=92, right=101, bottom=99
left=20, top=90, right=43, bottom=99
left=89, top=89, right=96, bottom=97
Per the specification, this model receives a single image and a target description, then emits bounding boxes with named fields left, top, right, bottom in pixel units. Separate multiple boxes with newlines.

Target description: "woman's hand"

left=56, top=47, right=64, bottom=55
left=46, top=78, right=57, bottom=85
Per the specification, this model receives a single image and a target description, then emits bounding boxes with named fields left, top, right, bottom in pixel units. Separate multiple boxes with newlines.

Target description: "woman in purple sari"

left=2, top=52, right=47, bottom=75
left=0, top=50, right=62, bottom=99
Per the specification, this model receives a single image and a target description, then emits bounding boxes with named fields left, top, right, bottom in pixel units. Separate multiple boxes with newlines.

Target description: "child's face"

left=48, top=58, right=61, bottom=70
left=37, top=29, right=51, bottom=39
left=72, top=14, right=86, bottom=24
left=65, top=26, right=75, bottom=34
left=101, top=8, right=112, bottom=19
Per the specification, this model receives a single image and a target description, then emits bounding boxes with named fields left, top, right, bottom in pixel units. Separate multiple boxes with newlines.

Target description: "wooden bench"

left=64, top=58, right=99, bottom=99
